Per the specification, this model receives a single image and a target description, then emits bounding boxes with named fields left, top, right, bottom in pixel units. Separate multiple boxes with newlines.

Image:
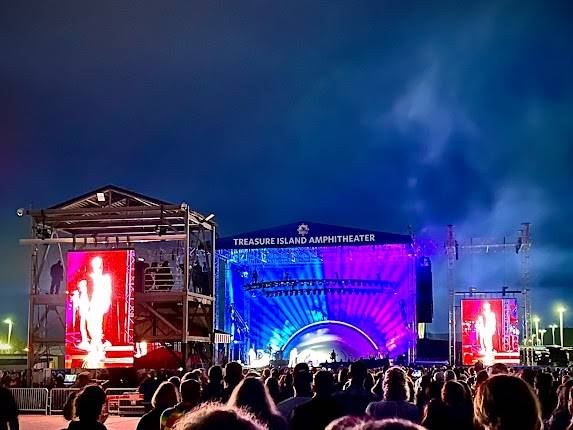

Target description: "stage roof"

left=49, top=184, right=172, bottom=210
left=26, top=185, right=212, bottom=237
left=218, top=221, right=412, bottom=249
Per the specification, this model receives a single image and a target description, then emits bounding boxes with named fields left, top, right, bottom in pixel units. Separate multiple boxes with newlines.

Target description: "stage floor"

left=20, top=415, right=138, bottom=430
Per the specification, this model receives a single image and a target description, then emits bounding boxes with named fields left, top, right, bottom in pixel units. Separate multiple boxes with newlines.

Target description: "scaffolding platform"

left=19, top=185, right=216, bottom=376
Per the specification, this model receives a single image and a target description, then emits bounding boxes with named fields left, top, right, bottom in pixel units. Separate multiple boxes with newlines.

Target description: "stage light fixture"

left=204, top=213, right=215, bottom=222
left=16, top=208, right=25, bottom=217
left=96, top=192, right=106, bottom=202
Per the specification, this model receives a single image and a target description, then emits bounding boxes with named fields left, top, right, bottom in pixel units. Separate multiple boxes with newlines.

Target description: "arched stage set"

left=216, top=222, right=433, bottom=367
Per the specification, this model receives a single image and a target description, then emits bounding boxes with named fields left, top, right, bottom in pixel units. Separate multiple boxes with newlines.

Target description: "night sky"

left=1, top=1, right=573, bottom=339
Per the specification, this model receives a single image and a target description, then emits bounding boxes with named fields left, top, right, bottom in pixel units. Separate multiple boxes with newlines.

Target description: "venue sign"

left=218, top=222, right=411, bottom=249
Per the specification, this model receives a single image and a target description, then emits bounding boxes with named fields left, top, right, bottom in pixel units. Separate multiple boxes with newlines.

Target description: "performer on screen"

left=72, top=280, right=91, bottom=350
left=475, top=315, right=485, bottom=352
left=476, top=302, right=496, bottom=364
left=86, top=256, right=112, bottom=352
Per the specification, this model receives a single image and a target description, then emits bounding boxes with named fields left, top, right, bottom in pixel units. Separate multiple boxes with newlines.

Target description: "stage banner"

left=218, top=222, right=411, bottom=249
left=65, top=250, right=135, bottom=368
left=461, top=298, right=520, bottom=366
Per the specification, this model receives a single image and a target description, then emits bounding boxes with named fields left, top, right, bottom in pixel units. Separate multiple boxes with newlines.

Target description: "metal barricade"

left=50, top=388, right=79, bottom=415
left=105, top=388, right=139, bottom=415
left=10, top=388, right=49, bottom=414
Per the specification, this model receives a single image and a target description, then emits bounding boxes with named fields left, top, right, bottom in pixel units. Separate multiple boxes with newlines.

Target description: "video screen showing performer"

left=461, top=299, right=520, bottom=366
left=65, top=250, right=135, bottom=368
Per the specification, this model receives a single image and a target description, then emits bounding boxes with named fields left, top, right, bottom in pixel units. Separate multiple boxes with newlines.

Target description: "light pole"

left=533, top=316, right=540, bottom=345
left=549, top=324, right=558, bottom=345
left=557, top=307, right=566, bottom=348
left=3, top=319, right=12, bottom=347
left=539, top=329, right=547, bottom=346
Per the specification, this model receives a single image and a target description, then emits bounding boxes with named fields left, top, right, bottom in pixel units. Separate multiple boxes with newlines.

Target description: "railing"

left=10, top=388, right=49, bottom=414
left=9, top=387, right=141, bottom=416
left=49, top=388, right=79, bottom=414
left=144, top=266, right=182, bottom=291
left=143, top=264, right=210, bottom=294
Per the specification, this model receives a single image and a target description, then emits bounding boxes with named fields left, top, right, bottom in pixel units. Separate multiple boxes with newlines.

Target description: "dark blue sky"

left=1, top=1, right=573, bottom=337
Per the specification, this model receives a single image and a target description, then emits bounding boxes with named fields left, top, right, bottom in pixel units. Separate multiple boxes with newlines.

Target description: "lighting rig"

left=244, top=278, right=396, bottom=297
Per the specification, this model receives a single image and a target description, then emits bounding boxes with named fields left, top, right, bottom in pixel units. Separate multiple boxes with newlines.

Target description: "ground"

left=20, top=415, right=138, bottom=430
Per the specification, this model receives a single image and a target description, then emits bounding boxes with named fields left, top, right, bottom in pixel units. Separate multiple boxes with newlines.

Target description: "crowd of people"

left=7, top=360, right=573, bottom=430
left=131, top=361, right=573, bottom=430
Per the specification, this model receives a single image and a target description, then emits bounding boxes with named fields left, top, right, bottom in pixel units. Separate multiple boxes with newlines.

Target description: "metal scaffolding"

left=19, top=185, right=216, bottom=376
left=446, top=223, right=532, bottom=365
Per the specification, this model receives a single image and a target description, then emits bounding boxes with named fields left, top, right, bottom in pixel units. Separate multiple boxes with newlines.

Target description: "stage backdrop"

left=65, top=250, right=135, bottom=368
left=217, top=222, right=419, bottom=365
left=461, top=298, right=519, bottom=366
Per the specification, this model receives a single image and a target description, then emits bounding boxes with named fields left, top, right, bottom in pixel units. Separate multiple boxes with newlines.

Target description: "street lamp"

left=549, top=324, right=558, bottom=345
left=533, top=316, right=540, bottom=345
left=557, top=307, right=566, bottom=348
left=3, top=319, right=12, bottom=347
left=539, top=329, right=547, bottom=346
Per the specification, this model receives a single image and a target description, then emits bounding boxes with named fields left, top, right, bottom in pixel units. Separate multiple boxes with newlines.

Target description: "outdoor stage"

left=216, top=222, right=426, bottom=366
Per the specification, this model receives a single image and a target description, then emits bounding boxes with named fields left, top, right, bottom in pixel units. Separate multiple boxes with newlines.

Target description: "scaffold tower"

left=19, top=185, right=216, bottom=378
left=446, top=223, right=532, bottom=365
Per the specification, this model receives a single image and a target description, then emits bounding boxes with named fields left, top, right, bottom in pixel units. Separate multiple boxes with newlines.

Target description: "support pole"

left=519, top=223, right=532, bottom=365
left=446, top=225, right=456, bottom=365
left=26, top=244, right=37, bottom=386
left=523, top=289, right=530, bottom=365
left=182, top=210, right=190, bottom=369
left=210, top=222, right=217, bottom=365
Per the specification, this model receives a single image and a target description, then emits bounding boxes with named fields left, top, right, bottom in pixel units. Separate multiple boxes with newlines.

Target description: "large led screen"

left=461, top=299, right=520, bottom=366
left=220, top=244, right=416, bottom=365
left=65, top=250, right=135, bottom=368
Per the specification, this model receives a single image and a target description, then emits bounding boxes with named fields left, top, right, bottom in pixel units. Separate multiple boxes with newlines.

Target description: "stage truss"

left=19, top=185, right=216, bottom=376
left=244, top=279, right=397, bottom=296
left=445, top=223, right=533, bottom=365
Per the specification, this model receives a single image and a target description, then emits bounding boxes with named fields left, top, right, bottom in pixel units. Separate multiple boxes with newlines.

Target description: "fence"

left=49, top=388, right=79, bottom=414
left=10, top=388, right=49, bottom=414
left=10, top=387, right=140, bottom=415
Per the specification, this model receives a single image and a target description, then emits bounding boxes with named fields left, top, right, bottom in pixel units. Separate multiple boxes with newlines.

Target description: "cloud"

left=381, top=61, right=478, bottom=163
